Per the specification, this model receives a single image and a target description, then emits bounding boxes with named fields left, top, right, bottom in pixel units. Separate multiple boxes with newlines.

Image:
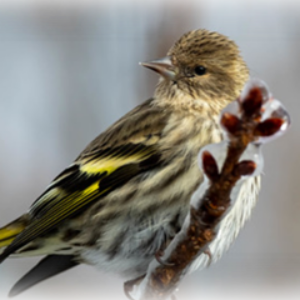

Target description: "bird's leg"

left=204, top=247, right=212, bottom=266
left=124, top=274, right=146, bottom=300
left=155, top=250, right=175, bottom=267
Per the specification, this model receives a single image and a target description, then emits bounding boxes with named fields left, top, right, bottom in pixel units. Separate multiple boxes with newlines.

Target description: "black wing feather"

left=9, top=255, right=78, bottom=297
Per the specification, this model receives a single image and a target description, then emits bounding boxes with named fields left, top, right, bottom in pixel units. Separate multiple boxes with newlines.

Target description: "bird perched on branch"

left=0, top=29, right=259, bottom=297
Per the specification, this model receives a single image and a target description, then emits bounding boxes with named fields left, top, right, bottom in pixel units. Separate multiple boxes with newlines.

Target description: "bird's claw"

left=124, top=275, right=145, bottom=300
left=204, top=248, right=212, bottom=266
left=155, top=250, right=175, bottom=267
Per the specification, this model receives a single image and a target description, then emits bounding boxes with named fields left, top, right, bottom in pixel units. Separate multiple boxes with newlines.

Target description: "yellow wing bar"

left=0, top=143, right=160, bottom=262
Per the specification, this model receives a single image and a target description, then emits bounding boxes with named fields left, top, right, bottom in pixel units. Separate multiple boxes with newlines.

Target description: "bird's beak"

left=139, top=56, right=176, bottom=80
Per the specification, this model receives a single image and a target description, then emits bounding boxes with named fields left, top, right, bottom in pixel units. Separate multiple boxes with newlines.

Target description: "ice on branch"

left=221, top=79, right=291, bottom=143
left=193, top=142, right=262, bottom=214
left=192, top=79, right=291, bottom=211
left=131, top=79, right=291, bottom=300
left=257, top=98, right=291, bottom=143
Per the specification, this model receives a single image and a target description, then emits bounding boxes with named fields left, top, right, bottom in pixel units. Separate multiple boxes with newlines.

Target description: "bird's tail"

left=0, top=216, right=28, bottom=253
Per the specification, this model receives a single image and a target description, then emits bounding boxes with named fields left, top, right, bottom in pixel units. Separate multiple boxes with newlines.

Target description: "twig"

left=131, top=79, right=290, bottom=300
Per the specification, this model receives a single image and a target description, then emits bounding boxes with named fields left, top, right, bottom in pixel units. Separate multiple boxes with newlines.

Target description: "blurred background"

left=0, top=0, right=299, bottom=299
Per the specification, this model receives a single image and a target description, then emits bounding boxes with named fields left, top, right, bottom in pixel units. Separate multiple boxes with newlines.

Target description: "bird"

left=0, top=29, right=260, bottom=297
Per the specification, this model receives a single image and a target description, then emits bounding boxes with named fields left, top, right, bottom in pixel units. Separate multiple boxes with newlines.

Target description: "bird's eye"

left=194, top=66, right=206, bottom=76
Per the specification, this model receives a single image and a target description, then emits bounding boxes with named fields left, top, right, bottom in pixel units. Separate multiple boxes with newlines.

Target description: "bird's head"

left=141, top=29, right=249, bottom=113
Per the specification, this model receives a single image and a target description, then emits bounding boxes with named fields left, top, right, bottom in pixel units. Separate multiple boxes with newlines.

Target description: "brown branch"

left=131, top=81, right=288, bottom=300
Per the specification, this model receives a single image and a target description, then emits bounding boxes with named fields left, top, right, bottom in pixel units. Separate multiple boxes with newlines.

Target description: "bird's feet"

left=124, top=275, right=179, bottom=300
left=154, top=250, right=175, bottom=267
left=204, top=247, right=212, bottom=266
left=124, top=274, right=146, bottom=300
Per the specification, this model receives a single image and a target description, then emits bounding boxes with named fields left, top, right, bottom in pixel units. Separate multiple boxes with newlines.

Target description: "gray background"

left=0, top=0, right=299, bottom=299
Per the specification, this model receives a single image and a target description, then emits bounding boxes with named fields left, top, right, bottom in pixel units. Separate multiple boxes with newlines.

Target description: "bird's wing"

left=0, top=99, right=169, bottom=262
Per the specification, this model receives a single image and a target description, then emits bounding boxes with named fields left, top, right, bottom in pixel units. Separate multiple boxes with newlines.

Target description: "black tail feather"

left=9, top=255, right=79, bottom=297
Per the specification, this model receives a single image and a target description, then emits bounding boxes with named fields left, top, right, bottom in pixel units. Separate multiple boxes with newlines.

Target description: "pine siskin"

left=0, top=29, right=260, bottom=297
